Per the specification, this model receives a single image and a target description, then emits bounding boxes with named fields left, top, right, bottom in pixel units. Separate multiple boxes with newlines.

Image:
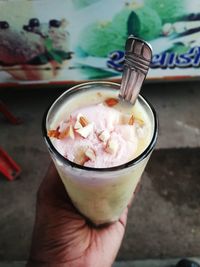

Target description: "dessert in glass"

left=43, top=81, right=158, bottom=225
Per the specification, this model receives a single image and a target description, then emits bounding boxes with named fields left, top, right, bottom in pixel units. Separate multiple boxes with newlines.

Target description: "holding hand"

left=26, top=163, right=129, bottom=267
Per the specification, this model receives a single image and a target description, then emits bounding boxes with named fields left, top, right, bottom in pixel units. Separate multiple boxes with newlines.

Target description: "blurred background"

left=0, top=0, right=200, bottom=266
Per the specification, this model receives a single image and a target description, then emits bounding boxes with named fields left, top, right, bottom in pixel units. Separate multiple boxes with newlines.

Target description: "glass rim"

left=42, top=81, right=158, bottom=172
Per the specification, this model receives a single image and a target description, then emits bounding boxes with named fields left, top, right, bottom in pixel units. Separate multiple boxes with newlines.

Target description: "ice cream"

left=111, top=6, right=162, bottom=41
left=49, top=101, right=150, bottom=168
left=0, top=18, right=72, bottom=80
left=48, top=86, right=152, bottom=169
left=78, top=21, right=126, bottom=57
left=0, top=28, right=45, bottom=65
left=44, top=82, right=157, bottom=225
left=78, top=6, right=162, bottom=57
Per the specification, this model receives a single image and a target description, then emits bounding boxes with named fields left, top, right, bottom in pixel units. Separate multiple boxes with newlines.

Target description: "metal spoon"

left=119, top=35, right=153, bottom=104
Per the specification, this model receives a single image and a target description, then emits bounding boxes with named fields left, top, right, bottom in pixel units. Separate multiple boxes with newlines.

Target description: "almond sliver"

left=105, top=139, right=118, bottom=155
left=128, top=115, right=144, bottom=126
left=76, top=123, right=93, bottom=138
left=58, top=125, right=74, bottom=139
left=69, top=125, right=75, bottom=139
left=85, top=148, right=96, bottom=161
left=74, top=120, right=83, bottom=130
left=99, top=129, right=110, bottom=143
left=74, top=148, right=89, bottom=165
left=48, top=129, right=59, bottom=138
left=79, top=116, right=89, bottom=127
left=58, top=127, right=70, bottom=139
left=128, top=115, right=134, bottom=125
left=105, top=98, right=119, bottom=107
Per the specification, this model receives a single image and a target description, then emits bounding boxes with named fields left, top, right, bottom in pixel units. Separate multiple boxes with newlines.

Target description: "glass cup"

left=42, top=81, right=158, bottom=225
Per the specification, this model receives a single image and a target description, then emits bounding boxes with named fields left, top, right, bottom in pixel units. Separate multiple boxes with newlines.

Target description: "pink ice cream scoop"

left=49, top=103, right=145, bottom=168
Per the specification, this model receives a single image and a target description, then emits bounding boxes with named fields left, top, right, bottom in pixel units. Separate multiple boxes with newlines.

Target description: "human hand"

left=26, top=163, right=129, bottom=267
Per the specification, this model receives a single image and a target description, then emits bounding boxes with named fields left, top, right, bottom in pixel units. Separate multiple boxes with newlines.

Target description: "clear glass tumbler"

left=42, top=81, right=158, bottom=225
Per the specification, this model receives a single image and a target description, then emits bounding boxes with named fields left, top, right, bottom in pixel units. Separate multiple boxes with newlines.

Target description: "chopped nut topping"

left=47, top=129, right=59, bottom=138
left=74, top=114, right=89, bottom=129
left=128, top=115, right=135, bottom=125
left=128, top=115, right=144, bottom=126
left=105, top=98, right=119, bottom=107
left=68, top=125, right=75, bottom=139
left=74, top=148, right=89, bottom=165
left=58, top=127, right=70, bottom=139
left=105, top=139, right=119, bottom=155
left=85, top=148, right=96, bottom=161
left=76, top=123, right=93, bottom=138
left=59, top=125, right=74, bottom=139
left=98, top=129, right=110, bottom=143
left=74, top=120, right=82, bottom=130
left=79, top=116, right=89, bottom=127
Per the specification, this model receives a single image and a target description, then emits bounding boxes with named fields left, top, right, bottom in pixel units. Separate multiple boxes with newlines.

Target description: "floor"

left=0, top=80, right=200, bottom=264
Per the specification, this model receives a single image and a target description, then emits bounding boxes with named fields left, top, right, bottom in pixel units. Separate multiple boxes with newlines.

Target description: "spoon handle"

left=120, top=36, right=152, bottom=104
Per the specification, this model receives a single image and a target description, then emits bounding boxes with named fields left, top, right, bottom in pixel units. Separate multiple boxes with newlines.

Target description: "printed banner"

left=0, top=0, right=200, bottom=86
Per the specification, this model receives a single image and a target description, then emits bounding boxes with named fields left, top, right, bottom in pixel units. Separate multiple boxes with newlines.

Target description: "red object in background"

left=0, top=100, right=22, bottom=124
left=0, top=147, right=21, bottom=181
left=0, top=100, right=22, bottom=180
